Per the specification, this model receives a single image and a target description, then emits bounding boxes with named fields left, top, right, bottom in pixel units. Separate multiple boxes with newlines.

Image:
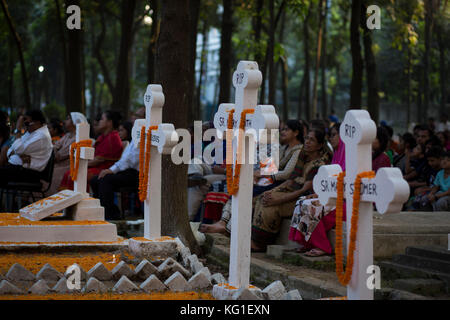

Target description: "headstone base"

left=65, top=198, right=105, bottom=221
left=128, top=237, right=179, bottom=260
left=0, top=223, right=118, bottom=242
left=212, top=283, right=261, bottom=300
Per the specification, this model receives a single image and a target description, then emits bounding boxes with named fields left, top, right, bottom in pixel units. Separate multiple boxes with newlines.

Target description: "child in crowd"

left=404, top=143, right=427, bottom=193
left=411, top=147, right=443, bottom=210
left=427, top=151, right=450, bottom=211
left=393, top=132, right=416, bottom=174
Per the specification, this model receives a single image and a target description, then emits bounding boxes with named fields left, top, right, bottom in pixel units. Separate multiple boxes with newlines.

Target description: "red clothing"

left=59, top=130, right=123, bottom=191
left=372, top=152, right=391, bottom=173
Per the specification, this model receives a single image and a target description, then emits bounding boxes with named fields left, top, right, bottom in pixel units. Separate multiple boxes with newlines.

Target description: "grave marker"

left=213, top=61, right=279, bottom=290
left=313, top=110, right=410, bottom=300
left=131, top=84, right=179, bottom=239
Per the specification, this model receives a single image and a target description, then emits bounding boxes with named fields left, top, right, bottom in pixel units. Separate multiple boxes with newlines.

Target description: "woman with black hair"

left=118, top=121, right=133, bottom=142
left=48, top=118, right=65, bottom=144
left=59, top=110, right=123, bottom=191
left=251, top=128, right=332, bottom=251
left=372, top=126, right=392, bottom=172
left=253, top=119, right=304, bottom=196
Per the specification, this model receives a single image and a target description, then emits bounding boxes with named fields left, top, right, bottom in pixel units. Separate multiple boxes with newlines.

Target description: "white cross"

left=73, top=122, right=95, bottom=198
left=313, top=110, right=410, bottom=300
left=131, top=84, right=179, bottom=239
left=213, top=61, right=279, bottom=289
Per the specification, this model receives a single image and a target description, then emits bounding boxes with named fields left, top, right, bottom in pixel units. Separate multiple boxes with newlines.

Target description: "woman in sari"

left=59, top=110, right=123, bottom=191
left=46, top=112, right=87, bottom=196
left=251, top=128, right=332, bottom=252
left=288, top=123, right=345, bottom=256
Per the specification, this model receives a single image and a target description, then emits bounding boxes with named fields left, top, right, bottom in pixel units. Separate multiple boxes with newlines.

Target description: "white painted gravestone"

left=131, top=84, right=179, bottom=239
left=313, top=110, right=410, bottom=300
left=213, top=61, right=279, bottom=291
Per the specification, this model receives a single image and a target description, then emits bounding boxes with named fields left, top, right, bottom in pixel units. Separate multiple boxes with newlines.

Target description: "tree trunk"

left=361, top=2, right=379, bottom=123
left=407, top=47, right=411, bottom=126
left=330, top=65, right=340, bottom=112
left=312, top=0, right=325, bottom=118
left=423, top=0, right=433, bottom=120
left=278, top=9, right=288, bottom=121
left=147, top=0, right=160, bottom=84
left=89, top=18, right=97, bottom=121
left=303, top=4, right=312, bottom=120
left=95, top=5, right=115, bottom=97
left=1, top=0, right=31, bottom=110
left=218, top=0, right=233, bottom=104
left=350, top=0, right=363, bottom=109
left=66, top=0, right=85, bottom=113
left=196, top=20, right=209, bottom=120
left=437, top=26, right=446, bottom=116
left=156, top=0, right=200, bottom=254
left=111, top=0, right=137, bottom=118
left=267, top=0, right=276, bottom=105
left=320, top=0, right=328, bottom=119
left=54, top=0, right=69, bottom=112
left=298, top=72, right=306, bottom=119
left=188, top=0, right=200, bottom=124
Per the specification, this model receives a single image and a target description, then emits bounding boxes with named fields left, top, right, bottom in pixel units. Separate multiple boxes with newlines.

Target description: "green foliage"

left=42, top=101, right=65, bottom=121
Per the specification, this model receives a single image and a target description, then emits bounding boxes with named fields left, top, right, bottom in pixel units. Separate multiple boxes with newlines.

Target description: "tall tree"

left=156, top=0, right=200, bottom=253
left=303, top=3, right=312, bottom=119
left=111, top=0, right=137, bottom=118
left=350, top=0, right=363, bottom=109
left=196, top=19, right=209, bottom=120
left=312, top=0, right=326, bottom=118
left=218, top=0, right=233, bottom=104
left=147, top=0, right=160, bottom=84
left=188, top=0, right=200, bottom=124
left=320, top=0, right=328, bottom=119
left=423, top=0, right=434, bottom=120
left=361, top=1, right=380, bottom=123
left=1, top=0, right=31, bottom=110
left=66, top=0, right=85, bottom=113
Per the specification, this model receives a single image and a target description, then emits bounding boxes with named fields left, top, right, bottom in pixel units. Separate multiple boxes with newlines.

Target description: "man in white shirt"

left=0, top=109, right=53, bottom=188
left=90, top=107, right=144, bottom=220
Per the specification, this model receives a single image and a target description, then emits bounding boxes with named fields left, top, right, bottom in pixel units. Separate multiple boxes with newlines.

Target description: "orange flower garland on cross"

left=335, top=170, right=375, bottom=286
left=69, top=140, right=93, bottom=181
left=138, top=125, right=159, bottom=202
left=225, top=108, right=254, bottom=196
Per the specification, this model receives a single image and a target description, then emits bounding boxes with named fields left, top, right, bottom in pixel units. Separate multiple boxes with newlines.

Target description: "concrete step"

left=393, top=278, right=446, bottom=296
left=379, top=261, right=450, bottom=292
left=405, top=246, right=450, bottom=263
left=392, top=254, right=450, bottom=274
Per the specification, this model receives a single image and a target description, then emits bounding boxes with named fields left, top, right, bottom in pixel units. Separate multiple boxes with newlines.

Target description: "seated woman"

left=289, top=123, right=345, bottom=257
left=46, top=112, right=87, bottom=196
left=59, top=110, right=123, bottom=191
left=118, top=121, right=133, bottom=142
left=289, top=125, right=392, bottom=257
left=48, top=119, right=65, bottom=144
left=253, top=120, right=304, bottom=196
left=251, top=128, right=332, bottom=252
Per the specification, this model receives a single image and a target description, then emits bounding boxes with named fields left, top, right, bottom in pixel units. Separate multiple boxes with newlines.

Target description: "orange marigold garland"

left=69, top=140, right=93, bottom=181
left=335, top=170, right=375, bottom=286
left=225, top=108, right=254, bottom=196
left=138, top=125, right=158, bottom=202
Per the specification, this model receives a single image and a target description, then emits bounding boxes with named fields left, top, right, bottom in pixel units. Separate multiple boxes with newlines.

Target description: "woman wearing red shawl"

left=288, top=123, right=346, bottom=257
left=59, top=111, right=123, bottom=191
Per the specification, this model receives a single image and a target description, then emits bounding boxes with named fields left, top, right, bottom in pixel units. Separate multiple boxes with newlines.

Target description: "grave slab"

left=211, top=273, right=226, bottom=285
left=212, top=283, right=262, bottom=300
left=284, top=289, right=303, bottom=300
left=128, top=237, right=178, bottom=259
left=19, top=190, right=84, bottom=221
left=232, top=287, right=263, bottom=300
left=0, top=220, right=118, bottom=243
